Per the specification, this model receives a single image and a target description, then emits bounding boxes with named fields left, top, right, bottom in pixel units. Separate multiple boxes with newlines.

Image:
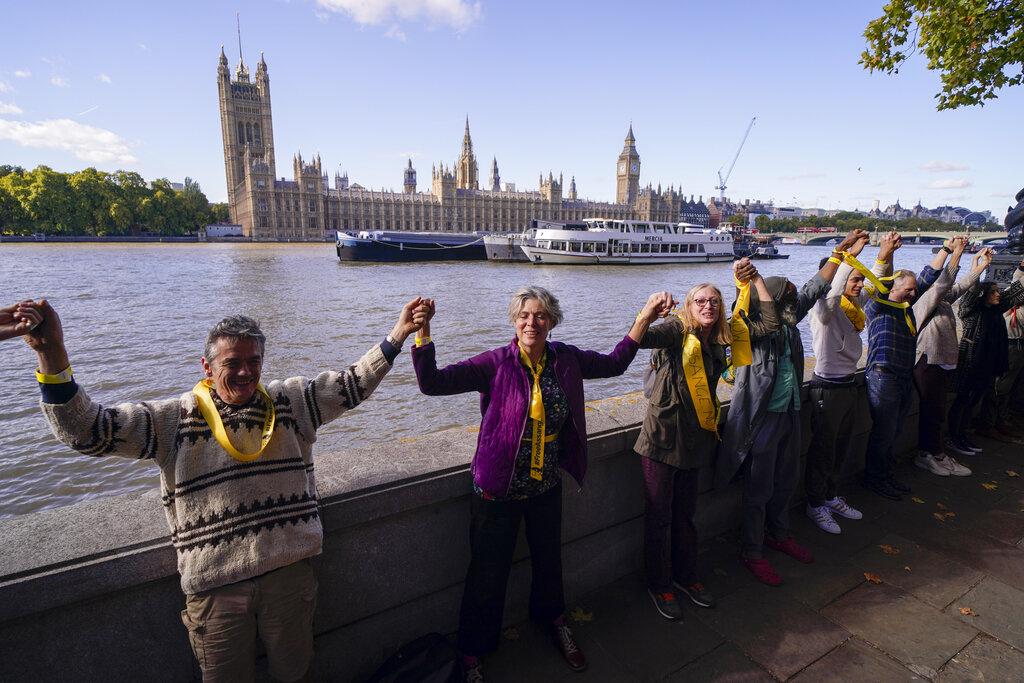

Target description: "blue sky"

left=1, top=0, right=1020, bottom=219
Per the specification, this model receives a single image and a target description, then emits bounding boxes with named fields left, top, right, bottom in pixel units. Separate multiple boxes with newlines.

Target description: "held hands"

left=733, top=257, right=758, bottom=284
left=949, top=235, right=969, bottom=258
left=977, top=247, right=994, bottom=271
left=639, top=291, right=676, bottom=323
left=845, top=230, right=871, bottom=258
left=0, top=300, right=43, bottom=342
left=878, top=231, right=902, bottom=262
left=390, top=297, right=432, bottom=345
left=836, top=229, right=870, bottom=255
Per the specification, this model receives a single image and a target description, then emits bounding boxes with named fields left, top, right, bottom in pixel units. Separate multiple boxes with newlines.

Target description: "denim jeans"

left=864, top=367, right=914, bottom=483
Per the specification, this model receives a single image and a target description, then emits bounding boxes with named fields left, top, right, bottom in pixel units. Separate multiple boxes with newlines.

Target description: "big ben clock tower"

left=616, top=124, right=640, bottom=206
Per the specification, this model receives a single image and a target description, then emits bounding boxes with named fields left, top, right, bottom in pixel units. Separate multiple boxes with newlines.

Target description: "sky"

left=1, top=0, right=1021, bottom=219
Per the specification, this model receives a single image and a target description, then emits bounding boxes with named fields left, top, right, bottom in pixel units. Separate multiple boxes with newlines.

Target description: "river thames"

left=0, top=241, right=940, bottom=517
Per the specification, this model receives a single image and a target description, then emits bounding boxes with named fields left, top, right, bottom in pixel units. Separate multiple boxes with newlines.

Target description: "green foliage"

left=0, top=165, right=219, bottom=235
left=862, top=1, right=1024, bottom=110
left=755, top=213, right=1003, bottom=234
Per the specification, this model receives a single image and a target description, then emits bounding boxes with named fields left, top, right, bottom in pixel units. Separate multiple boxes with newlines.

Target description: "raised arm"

left=629, top=291, right=676, bottom=343
left=817, top=229, right=870, bottom=284
left=410, top=299, right=496, bottom=396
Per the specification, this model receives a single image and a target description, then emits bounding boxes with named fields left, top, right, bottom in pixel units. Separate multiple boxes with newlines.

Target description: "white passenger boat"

left=483, top=220, right=587, bottom=262
left=521, top=219, right=734, bottom=265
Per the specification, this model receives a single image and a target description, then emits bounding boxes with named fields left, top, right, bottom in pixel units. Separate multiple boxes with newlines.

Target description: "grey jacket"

left=716, top=274, right=830, bottom=488
left=913, top=262, right=979, bottom=367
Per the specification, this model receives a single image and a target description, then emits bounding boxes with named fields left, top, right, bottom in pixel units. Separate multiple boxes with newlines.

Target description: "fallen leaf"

left=937, top=503, right=949, bottom=510
left=904, top=566, right=911, bottom=571
left=958, top=607, right=978, bottom=617
left=713, top=568, right=729, bottom=577
left=982, top=483, right=998, bottom=490
left=864, top=572, right=883, bottom=584
left=944, top=512, right=956, bottom=518
left=911, top=497, right=925, bottom=504
left=933, top=512, right=948, bottom=521
left=1007, top=470, right=1019, bottom=477
left=879, top=544, right=901, bottom=555
left=502, top=627, right=520, bottom=641
left=569, top=606, right=593, bottom=623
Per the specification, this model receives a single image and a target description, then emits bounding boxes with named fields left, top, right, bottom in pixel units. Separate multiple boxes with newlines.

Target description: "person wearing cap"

left=22, top=297, right=428, bottom=683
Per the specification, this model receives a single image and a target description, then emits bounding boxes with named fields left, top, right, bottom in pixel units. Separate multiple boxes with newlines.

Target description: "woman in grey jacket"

left=636, top=260, right=772, bottom=619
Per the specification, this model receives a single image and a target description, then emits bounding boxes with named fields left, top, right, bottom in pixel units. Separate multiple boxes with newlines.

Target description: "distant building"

left=217, top=49, right=698, bottom=241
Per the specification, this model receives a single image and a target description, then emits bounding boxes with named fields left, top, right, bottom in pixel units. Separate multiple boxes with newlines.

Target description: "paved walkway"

left=482, top=434, right=1024, bottom=682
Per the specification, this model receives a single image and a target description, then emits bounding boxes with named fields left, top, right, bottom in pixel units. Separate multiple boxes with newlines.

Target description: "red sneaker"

left=741, top=556, right=782, bottom=586
left=765, top=536, right=814, bottom=563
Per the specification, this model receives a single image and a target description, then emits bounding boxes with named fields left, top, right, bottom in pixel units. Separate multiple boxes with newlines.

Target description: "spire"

left=234, top=13, right=249, bottom=82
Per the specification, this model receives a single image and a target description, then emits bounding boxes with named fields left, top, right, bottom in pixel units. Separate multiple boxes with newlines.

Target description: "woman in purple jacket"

left=412, top=285, right=671, bottom=682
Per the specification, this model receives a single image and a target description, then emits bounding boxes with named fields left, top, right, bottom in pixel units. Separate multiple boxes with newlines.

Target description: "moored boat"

left=521, top=219, right=734, bottom=265
left=483, top=220, right=588, bottom=262
left=336, top=230, right=487, bottom=262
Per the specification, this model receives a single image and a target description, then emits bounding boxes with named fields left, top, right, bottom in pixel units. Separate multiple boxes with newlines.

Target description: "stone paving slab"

left=663, top=642, right=773, bottom=682
left=821, top=582, right=977, bottom=674
left=566, top=574, right=723, bottom=681
left=695, top=582, right=849, bottom=680
left=949, top=577, right=1024, bottom=652
left=846, top=532, right=984, bottom=610
left=789, top=638, right=922, bottom=682
left=935, top=634, right=1024, bottom=682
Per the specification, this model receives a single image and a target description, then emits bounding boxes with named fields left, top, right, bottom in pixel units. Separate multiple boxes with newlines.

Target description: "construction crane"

left=716, top=117, right=756, bottom=201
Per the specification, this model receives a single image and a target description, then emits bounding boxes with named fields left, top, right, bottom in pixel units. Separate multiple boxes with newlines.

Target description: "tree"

left=861, top=1, right=1024, bottom=110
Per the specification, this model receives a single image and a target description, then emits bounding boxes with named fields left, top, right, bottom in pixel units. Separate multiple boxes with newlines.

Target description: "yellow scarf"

left=839, top=294, right=866, bottom=331
left=518, top=344, right=549, bottom=481
left=841, top=252, right=916, bottom=337
left=729, top=277, right=753, bottom=367
left=193, top=379, right=276, bottom=463
left=681, top=332, right=720, bottom=435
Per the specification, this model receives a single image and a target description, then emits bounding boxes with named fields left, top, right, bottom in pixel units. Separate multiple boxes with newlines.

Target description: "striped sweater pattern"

left=41, top=344, right=391, bottom=594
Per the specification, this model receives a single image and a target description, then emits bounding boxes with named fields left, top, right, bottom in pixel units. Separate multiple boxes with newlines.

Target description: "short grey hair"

left=204, top=315, right=266, bottom=363
left=892, top=269, right=916, bottom=288
left=507, top=286, right=563, bottom=328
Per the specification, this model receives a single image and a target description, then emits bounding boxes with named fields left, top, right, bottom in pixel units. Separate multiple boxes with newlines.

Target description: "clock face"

left=631, top=163, right=638, bottom=173
left=619, top=163, right=626, bottom=173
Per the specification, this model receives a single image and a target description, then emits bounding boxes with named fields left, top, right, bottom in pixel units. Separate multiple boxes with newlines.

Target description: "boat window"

left=698, top=244, right=705, bottom=252
left=635, top=224, right=648, bottom=233
left=597, top=243, right=606, bottom=253
left=631, top=243, right=639, bottom=253
left=640, top=243, right=650, bottom=253
left=570, top=242, right=582, bottom=252
left=654, top=225, right=666, bottom=234
left=538, top=240, right=550, bottom=249
left=670, top=244, right=679, bottom=253
left=583, top=242, right=594, bottom=253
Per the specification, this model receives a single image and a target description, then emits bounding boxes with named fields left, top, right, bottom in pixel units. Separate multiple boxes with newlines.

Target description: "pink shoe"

left=741, top=556, right=782, bottom=586
left=765, top=536, right=814, bottom=563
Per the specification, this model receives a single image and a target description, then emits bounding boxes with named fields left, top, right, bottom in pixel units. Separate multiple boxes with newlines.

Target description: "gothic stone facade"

left=218, top=51, right=692, bottom=241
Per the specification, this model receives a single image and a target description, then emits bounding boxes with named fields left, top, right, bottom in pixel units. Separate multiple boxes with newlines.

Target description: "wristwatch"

left=385, top=334, right=403, bottom=350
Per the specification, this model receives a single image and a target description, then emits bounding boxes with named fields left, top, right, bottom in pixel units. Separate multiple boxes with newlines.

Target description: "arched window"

left=253, top=124, right=261, bottom=145
left=245, top=123, right=252, bottom=143
left=237, top=122, right=244, bottom=144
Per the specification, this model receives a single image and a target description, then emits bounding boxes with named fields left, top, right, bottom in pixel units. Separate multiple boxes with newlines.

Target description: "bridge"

left=763, top=231, right=1008, bottom=246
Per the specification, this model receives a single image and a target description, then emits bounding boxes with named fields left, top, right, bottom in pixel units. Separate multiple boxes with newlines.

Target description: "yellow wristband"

left=36, top=366, right=73, bottom=384
left=414, top=336, right=431, bottom=346
left=828, top=257, right=841, bottom=265
left=875, top=259, right=889, bottom=265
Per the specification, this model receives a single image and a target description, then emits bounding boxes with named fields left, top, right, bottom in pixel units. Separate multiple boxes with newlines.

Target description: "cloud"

left=920, top=160, right=968, bottom=172
left=925, top=179, right=972, bottom=189
left=0, top=101, right=23, bottom=115
left=51, top=76, right=68, bottom=87
left=316, top=0, right=482, bottom=31
left=779, top=172, right=825, bottom=180
left=14, top=70, right=30, bottom=78
left=97, top=73, right=112, bottom=84
left=138, top=43, right=150, bottom=51
left=385, top=24, right=407, bottom=41
left=0, top=118, right=137, bottom=164
left=0, top=81, right=10, bottom=92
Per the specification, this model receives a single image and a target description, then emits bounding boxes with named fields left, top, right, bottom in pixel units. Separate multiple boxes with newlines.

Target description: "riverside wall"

left=0, top=364, right=917, bottom=682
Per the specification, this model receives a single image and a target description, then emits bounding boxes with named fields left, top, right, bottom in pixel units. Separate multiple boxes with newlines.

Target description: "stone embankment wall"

left=0, top=367, right=916, bottom=682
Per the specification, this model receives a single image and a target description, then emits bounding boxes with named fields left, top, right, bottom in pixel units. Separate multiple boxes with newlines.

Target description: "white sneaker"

left=807, top=504, right=841, bottom=534
left=825, top=496, right=863, bottom=520
left=915, top=452, right=951, bottom=477
left=938, top=455, right=972, bottom=477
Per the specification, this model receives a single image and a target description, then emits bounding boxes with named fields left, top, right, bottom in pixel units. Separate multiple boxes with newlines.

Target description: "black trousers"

left=457, top=484, right=565, bottom=656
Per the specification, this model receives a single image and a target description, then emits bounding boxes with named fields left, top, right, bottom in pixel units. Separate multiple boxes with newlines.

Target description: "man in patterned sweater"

left=25, top=297, right=427, bottom=682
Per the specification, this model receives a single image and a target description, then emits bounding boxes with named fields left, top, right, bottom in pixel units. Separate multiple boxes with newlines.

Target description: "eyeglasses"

left=693, top=298, right=721, bottom=308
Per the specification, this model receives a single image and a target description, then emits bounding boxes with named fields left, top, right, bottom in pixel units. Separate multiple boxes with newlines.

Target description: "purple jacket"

left=412, top=335, right=640, bottom=497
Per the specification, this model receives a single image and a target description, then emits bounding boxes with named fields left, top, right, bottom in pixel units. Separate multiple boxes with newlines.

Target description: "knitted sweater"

left=41, top=344, right=392, bottom=595
left=808, top=260, right=888, bottom=377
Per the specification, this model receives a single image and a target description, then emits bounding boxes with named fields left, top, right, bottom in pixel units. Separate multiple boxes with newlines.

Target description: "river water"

left=0, top=241, right=938, bottom=517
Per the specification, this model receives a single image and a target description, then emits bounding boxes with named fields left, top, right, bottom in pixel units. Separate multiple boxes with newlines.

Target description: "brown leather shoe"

left=551, top=623, right=586, bottom=672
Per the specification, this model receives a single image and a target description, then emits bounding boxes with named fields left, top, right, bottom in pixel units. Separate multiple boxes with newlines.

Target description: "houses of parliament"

left=218, top=49, right=710, bottom=241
